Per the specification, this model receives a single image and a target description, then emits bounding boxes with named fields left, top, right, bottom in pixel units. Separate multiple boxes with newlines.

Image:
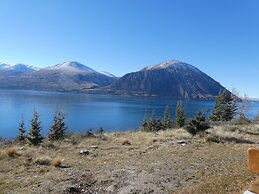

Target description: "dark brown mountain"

left=104, top=60, right=226, bottom=100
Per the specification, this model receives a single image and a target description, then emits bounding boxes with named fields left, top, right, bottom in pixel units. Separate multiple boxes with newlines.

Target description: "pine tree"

left=16, top=115, right=26, bottom=143
left=210, top=89, right=237, bottom=121
left=156, top=119, right=164, bottom=132
left=48, top=110, right=67, bottom=141
left=27, top=110, right=44, bottom=145
left=209, top=93, right=222, bottom=121
left=96, top=127, right=104, bottom=135
left=141, top=113, right=149, bottom=132
left=162, top=106, right=172, bottom=130
left=185, top=111, right=210, bottom=136
left=175, top=101, right=185, bottom=127
left=148, top=110, right=157, bottom=132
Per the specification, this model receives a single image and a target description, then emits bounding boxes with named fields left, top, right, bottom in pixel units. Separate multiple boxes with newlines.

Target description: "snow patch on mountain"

left=0, top=63, right=39, bottom=73
left=0, top=63, right=8, bottom=70
left=100, top=71, right=117, bottom=78
left=142, top=60, right=200, bottom=73
left=5, top=64, right=39, bottom=72
left=47, top=61, right=97, bottom=74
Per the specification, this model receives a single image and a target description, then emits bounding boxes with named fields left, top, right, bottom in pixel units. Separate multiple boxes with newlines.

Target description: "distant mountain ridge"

left=0, top=61, right=118, bottom=91
left=0, top=63, right=38, bottom=76
left=0, top=60, right=227, bottom=100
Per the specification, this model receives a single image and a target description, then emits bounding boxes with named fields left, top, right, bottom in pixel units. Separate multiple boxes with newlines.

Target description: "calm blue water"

left=0, top=89, right=259, bottom=139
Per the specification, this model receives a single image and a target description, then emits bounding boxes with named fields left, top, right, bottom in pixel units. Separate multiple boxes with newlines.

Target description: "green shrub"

left=185, top=111, right=210, bottom=136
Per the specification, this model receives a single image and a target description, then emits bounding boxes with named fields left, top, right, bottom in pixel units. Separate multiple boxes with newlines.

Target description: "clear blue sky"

left=0, top=0, right=259, bottom=97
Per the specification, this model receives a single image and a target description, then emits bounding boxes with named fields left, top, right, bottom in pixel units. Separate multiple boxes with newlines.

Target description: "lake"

left=0, top=89, right=259, bottom=139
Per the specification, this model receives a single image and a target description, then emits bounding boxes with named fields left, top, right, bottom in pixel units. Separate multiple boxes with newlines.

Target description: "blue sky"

left=0, top=0, right=259, bottom=97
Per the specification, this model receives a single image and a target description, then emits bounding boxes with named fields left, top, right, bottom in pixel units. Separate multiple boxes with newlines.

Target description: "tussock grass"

left=204, top=123, right=259, bottom=144
left=158, top=128, right=192, bottom=140
left=121, top=139, right=131, bottom=145
left=34, top=156, right=52, bottom=165
left=4, top=147, right=19, bottom=158
left=51, top=156, right=63, bottom=167
left=0, top=150, right=7, bottom=159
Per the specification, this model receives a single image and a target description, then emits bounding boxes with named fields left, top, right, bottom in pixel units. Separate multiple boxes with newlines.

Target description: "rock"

left=106, top=185, right=115, bottom=193
left=79, top=149, right=89, bottom=155
left=177, top=140, right=187, bottom=144
left=19, top=147, right=25, bottom=150
left=176, top=140, right=188, bottom=146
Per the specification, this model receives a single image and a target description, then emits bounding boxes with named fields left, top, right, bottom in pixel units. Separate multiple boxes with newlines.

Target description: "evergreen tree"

left=96, top=127, right=105, bottom=135
left=175, top=101, right=185, bottom=127
left=162, top=106, right=172, bottom=130
left=48, top=110, right=67, bottom=141
left=27, top=110, right=44, bottom=145
left=210, top=89, right=237, bottom=121
left=156, top=119, right=164, bottom=132
left=185, top=111, right=210, bottom=136
left=16, top=115, right=26, bottom=143
left=209, top=93, right=222, bottom=121
left=141, top=113, right=149, bottom=132
left=148, top=110, right=157, bottom=132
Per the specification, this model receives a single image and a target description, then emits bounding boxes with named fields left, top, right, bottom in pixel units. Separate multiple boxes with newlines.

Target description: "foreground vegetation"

left=1, top=121, right=259, bottom=194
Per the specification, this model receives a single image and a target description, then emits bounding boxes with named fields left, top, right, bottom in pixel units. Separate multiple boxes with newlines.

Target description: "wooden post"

left=248, top=147, right=259, bottom=174
left=247, top=147, right=259, bottom=193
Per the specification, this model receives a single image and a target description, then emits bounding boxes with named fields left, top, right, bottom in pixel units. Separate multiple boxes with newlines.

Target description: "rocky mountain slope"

left=105, top=60, right=226, bottom=100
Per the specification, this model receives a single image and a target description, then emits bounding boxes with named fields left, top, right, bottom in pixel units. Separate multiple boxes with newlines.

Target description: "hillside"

left=0, top=123, right=258, bottom=193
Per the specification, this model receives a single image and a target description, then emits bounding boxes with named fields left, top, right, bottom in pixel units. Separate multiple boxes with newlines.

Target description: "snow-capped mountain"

left=46, top=61, right=98, bottom=74
left=0, top=61, right=117, bottom=91
left=106, top=60, right=226, bottom=100
left=141, top=60, right=200, bottom=73
left=0, top=63, right=8, bottom=70
left=0, top=63, right=39, bottom=76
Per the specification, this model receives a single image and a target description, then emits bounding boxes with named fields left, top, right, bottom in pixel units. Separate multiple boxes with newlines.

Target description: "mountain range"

left=0, top=62, right=118, bottom=91
left=0, top=60, right=226, bottom=99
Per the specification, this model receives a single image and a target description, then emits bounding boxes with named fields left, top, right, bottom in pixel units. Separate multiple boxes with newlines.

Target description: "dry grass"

left=4, top=146, right=18, bottom=158
left=0, top=150, right=7, bottom=159
left=206, top=123, right=259, bottom=144
left=121, top=139, right=131, bottom=145
left=51, top=156, right=63, bottom=167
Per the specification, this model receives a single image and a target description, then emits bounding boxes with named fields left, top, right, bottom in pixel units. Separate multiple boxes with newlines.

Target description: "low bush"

left=34, top=156, right=52, bottom=165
